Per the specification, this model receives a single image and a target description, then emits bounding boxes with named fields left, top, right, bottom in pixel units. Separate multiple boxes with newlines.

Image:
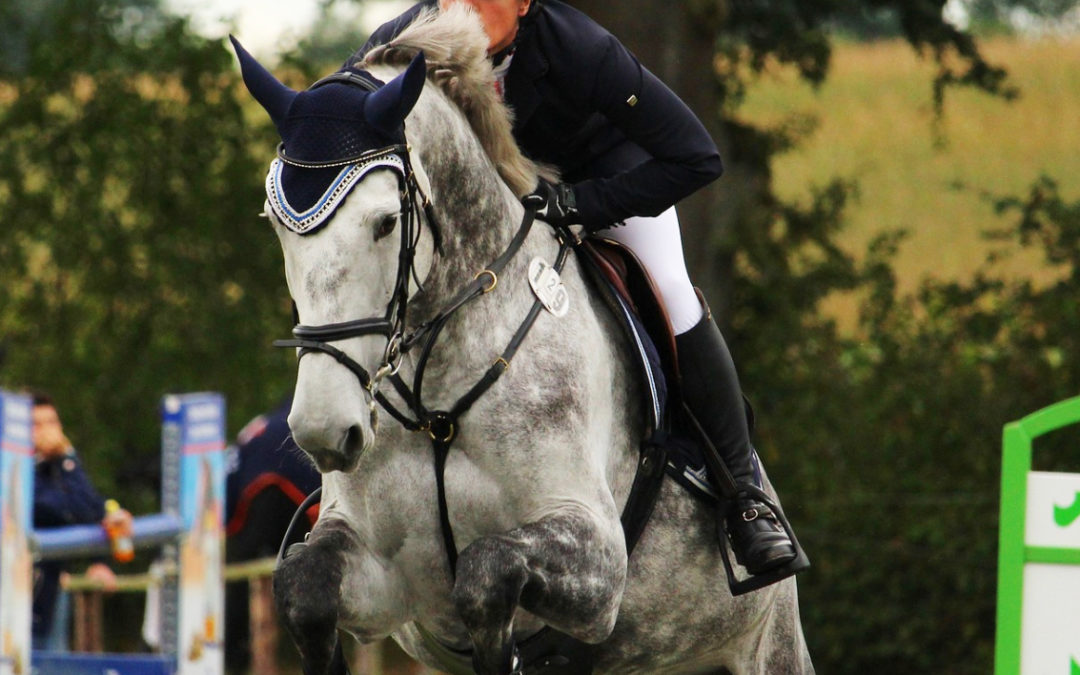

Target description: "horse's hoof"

left=470, top=640, right=520, bottom=675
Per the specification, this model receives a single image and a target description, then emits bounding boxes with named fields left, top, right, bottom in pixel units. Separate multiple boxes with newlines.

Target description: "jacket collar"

left=504, top=25, right=547, bottom=131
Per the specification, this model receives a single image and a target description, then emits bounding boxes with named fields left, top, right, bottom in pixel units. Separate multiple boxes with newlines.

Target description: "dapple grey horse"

left=233, top=6, right=812, bottom=674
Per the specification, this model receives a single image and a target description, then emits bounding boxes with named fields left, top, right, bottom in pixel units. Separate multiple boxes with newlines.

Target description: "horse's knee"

left=452, top=537, right=529, bottom=624
left=453, top=514, right=626, bottom=643
left=523, top=515, right=627, bottom=633
left=273, top=522, right=354, bottom=672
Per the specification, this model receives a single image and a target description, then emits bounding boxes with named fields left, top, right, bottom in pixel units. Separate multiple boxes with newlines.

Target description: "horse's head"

left=233, top=37, right=432, bottom=472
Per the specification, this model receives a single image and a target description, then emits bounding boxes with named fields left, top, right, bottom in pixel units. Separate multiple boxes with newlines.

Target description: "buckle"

left=474, top=269, right=498, bottom=293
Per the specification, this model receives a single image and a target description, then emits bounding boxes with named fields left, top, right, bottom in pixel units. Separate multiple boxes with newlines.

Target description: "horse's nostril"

left=342, top=424, right=364, bottom=456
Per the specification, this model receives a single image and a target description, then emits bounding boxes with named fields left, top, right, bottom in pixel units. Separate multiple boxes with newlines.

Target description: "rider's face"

left=440, top=0, right=532, bottom=54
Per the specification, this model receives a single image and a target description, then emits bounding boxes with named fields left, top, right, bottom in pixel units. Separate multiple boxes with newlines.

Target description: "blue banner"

left=0, top=391, right=33, bottom=675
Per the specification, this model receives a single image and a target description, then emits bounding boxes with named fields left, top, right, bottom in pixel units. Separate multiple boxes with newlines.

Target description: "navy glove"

left=522, top=178, right=580, bottom=229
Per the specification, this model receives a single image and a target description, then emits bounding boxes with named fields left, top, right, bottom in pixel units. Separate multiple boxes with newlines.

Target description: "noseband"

left=270, top=70, right=561, bottom=436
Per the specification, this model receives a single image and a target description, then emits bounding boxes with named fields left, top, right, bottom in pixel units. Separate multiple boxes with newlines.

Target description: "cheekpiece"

left=265, top=153, right=405, bottom=235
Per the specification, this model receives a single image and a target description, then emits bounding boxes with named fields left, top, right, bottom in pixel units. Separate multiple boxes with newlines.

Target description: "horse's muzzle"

left=292, top=420, right=372, bottom=474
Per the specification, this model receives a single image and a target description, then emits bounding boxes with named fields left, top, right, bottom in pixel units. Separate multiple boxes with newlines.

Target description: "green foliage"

left=734, top=164, right=1080, bottom=671
left=702, top=0, right=1015, bottom=110
left=0, top=0, right=291, bottom=510
left=679, top=4, right=1076, bottom=672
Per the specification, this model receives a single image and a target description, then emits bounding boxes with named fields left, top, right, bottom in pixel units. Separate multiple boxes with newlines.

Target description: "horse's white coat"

left=266, top=6, right=813, bottom=673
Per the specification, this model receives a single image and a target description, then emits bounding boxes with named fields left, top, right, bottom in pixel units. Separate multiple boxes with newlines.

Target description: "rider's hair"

left=362, top=4, right=558, bottom=196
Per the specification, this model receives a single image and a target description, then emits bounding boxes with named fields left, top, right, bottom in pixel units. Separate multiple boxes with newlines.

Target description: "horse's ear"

left=364, top=51, right=427, bottom=135
left=230, top=35, right=297, bottom=128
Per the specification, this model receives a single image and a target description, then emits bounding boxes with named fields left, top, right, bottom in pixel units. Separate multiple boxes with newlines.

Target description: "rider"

left=353, top=0, right=800, bottom=580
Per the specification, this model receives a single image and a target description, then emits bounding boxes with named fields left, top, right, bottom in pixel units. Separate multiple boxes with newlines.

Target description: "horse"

left=232, top=6, right=813, bottom=674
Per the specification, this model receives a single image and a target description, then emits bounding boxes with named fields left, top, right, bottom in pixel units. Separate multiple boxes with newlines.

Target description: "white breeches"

left=596, top=207, right=704, bottom=335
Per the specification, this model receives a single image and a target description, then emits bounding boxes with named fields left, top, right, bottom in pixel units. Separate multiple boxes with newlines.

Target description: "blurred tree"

left=555, top=1, right=1064, bottom=673
left=0, top=0, right=291, bottom=509
left=569, top=0, right=1014, bottom=324
left=967, top=0, right=1080, bottom=26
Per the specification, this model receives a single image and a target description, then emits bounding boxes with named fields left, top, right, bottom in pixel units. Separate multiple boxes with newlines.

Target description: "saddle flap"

left=579, top=238, right=680, bottom=380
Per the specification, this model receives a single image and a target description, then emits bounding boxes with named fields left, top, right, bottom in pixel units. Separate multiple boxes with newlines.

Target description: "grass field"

left=737, top=36, right=1080, bottom=313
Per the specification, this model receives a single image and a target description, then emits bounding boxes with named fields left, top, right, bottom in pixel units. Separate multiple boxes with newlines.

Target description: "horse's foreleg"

left=273, top=519, right=354, bottom=675
left=452, top=509, right=626, bottom=675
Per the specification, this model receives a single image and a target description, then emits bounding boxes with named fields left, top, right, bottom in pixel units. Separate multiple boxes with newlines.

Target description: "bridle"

left=269, top=67, right=583, bottom=572
left=270, top=65, right=578, bottom=480
left=271, top=70, right=442, bottom=424
left=272, top=108, right=575, bottom=572
left=272, top=137, right=435, bottom=419
left=269, top=126, right=559, bottom=444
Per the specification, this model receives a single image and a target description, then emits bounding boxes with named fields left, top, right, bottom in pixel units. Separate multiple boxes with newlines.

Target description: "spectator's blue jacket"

left=352, top=0, right=723, bottom=230
left=32, top=450, right=106, bottom=639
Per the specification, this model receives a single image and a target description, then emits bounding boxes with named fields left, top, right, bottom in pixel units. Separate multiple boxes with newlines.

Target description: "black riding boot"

left=675, top=307, right=797, bottom=577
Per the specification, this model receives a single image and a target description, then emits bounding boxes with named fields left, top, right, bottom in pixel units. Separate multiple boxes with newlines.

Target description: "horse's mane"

left=358, top=4, right=553, bottom=197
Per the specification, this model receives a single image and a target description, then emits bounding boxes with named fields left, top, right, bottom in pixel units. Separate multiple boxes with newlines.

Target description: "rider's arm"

left=33, top=454, right=107, bottom=528
left=569, top=33, right=723, bottom=230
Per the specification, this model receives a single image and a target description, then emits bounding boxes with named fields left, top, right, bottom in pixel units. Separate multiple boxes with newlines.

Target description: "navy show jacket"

left=32, top=450, right=107, bottom=638
left=352, top=0, right=723, bottom=230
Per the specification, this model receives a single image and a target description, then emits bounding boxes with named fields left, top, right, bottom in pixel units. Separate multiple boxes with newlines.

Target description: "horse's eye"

left=374, top=214, right=398, bottom=242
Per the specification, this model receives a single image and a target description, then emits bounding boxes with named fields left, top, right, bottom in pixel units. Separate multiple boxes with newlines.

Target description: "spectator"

left=30, top=392, right=133, bottom=651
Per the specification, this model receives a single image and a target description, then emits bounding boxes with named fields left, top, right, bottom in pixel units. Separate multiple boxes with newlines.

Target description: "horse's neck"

left=408, top=89, right=525, bottom=303
left=401, top=88, right=559, bottom=392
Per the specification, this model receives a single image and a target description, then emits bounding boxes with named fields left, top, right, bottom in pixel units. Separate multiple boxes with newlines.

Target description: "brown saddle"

left=579, top=236, right=681, bottom=384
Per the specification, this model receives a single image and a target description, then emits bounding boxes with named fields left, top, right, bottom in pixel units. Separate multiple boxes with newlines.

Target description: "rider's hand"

left=522, top=178, right=580, bottom=229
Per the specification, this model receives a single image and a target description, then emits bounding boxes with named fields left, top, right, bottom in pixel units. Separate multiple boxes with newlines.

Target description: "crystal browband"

left=265, top=152, right=406, bottom=235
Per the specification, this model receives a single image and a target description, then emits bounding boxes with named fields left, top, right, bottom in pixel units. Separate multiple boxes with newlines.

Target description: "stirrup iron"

left=681, top=405, right=809, bottom=595
left=718, top=484, right=810, bottom=596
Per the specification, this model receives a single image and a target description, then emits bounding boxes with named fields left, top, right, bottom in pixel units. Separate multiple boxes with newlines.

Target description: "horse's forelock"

left=360, top=4, right=555, bottom=197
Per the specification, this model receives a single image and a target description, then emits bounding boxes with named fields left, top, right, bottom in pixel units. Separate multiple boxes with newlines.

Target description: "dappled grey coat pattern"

left=249, top=5, right=813, bottom=674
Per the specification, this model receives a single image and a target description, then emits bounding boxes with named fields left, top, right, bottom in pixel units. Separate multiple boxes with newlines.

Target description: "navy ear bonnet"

left=231, top=36, right=426, bottom=234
